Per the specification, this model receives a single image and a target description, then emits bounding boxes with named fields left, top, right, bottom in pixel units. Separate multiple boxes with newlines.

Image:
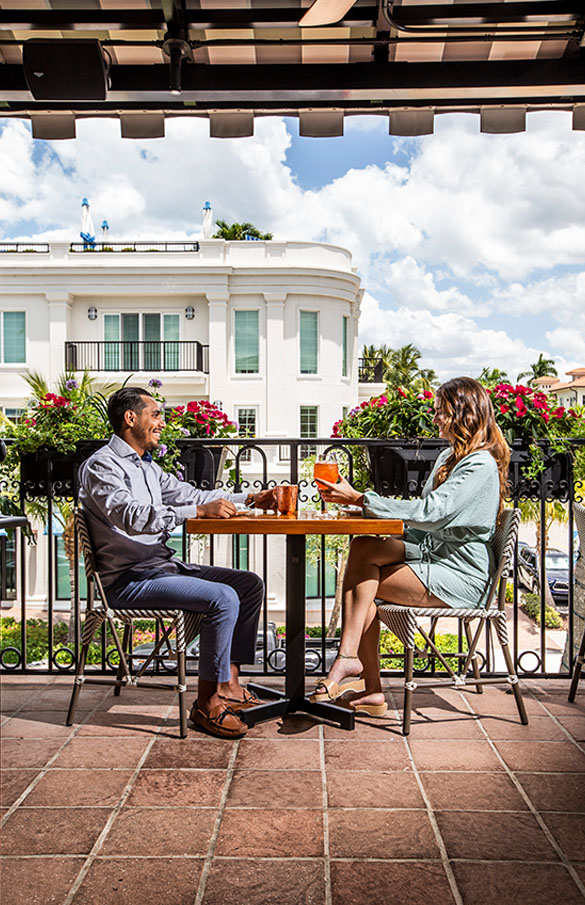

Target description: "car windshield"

left=545, top=553, right=569, bottom=570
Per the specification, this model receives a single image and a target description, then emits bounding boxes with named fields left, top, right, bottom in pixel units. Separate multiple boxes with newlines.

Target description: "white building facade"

left=0, top=239, right=364, bottom=618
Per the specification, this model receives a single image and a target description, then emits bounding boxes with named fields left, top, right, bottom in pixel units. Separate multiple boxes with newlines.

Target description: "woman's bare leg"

left=322, top=539, right=448, bottom=696
left=322, top=535, right=405, bottom=688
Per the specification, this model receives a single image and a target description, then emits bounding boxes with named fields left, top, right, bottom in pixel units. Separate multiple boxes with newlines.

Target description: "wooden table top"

left=185, top=511, right=403, bottom=536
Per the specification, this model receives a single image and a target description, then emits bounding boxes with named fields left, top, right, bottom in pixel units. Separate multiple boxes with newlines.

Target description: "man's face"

left=126, top=397, right=165, bottom=452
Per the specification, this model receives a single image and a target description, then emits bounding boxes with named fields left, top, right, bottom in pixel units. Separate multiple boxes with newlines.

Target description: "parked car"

left=517, top=546, right=570, bottom=611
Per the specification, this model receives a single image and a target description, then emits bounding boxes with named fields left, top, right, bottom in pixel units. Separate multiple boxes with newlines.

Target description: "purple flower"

left=148, top=378, right=163, bottom=388
left=182, top=428, right=190, bottom=436
left=65, top=379, right=78, bottom=390
left=156, top=444, right=168, bottom=457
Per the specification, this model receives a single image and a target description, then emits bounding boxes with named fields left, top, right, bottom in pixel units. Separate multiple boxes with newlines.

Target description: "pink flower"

left=186, top=401, right=199, bottom=413
left=541, top=412, right=550, bottom=423
left=500, top=405, right=509, bottom=414
left=423, top=390, right=433, bottom=398
left=552, top=407, right=565, bottom=418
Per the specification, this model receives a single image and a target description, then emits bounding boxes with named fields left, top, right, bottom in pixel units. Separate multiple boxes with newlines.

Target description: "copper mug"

left=275, top=484, right=298, bottom=515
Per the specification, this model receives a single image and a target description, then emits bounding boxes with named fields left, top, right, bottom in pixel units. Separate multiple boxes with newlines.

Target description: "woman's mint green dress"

left=362, top=448, right=500, bottom=609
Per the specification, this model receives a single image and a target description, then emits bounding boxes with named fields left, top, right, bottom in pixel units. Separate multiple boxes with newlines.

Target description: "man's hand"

left=197, top=499, right=238, bottom=519
left=252, top=488, right=277, bottom=511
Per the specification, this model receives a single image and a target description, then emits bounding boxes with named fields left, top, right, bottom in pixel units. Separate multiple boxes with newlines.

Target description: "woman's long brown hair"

left=434, top=376, right=510, bottom=522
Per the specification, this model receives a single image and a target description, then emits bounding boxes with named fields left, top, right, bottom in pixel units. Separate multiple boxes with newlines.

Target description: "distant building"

left=0, top=238, right=364, bottom=618
left=533, top=368, right=585, bottom=408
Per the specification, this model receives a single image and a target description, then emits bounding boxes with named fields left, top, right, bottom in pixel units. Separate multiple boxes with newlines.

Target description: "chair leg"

left=66, top=643, right=89, bottom=726
left=177, top=644, right=188, bottom=739
left=464, top=623, right=483, bottom=694
left=568, top=629, right=585, bottom=703
left=114, top=622, right=131, bottom=696
left=402, top=647, right=415, bottom=736
left=500, top=636, right=529, bottom=725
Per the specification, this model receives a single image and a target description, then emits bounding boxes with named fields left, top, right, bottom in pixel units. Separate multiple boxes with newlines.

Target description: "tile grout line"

left=319, top=722, right=333, bottom=905
left=193, top=737, right=241, bottom=905
left=532, top=693, right=585, bottom=752
left=456, top=687, right=585, bottom=900
left=60, top=698, right=177, bottom=905
left=387, top=686, right=465, bottom=905
left=0, top=686, right=113, bottom=829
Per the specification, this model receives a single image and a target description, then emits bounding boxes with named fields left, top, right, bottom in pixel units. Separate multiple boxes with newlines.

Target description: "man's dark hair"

left=107, top=387, right=153, bottom=435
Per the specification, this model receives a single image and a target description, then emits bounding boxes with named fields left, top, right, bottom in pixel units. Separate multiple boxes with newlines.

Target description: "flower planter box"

left=178, top=444, right=228, bottom=489
left=368, top=441, right=447, bottom=498
left=20, top=441, right=107, bottom=498
left=508, top=441, right=571, bottom=501
left=369, top=439, right=571, bottom=501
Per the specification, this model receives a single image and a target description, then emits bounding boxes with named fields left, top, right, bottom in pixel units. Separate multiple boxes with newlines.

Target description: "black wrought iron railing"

left=0, top=243, right=50, bottom=253
left=1, top=437, right=583, bottom=679
left=68, top=242, right=200, bottom=253
left=64, top=341, right=209, bottom=373
left=358, top=357, right=384, bottom=382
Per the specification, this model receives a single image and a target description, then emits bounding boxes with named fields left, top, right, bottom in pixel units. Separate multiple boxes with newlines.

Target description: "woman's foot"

left=327, top=654, right=363, bottom=687
left=309, top=655, right=365, bottom=704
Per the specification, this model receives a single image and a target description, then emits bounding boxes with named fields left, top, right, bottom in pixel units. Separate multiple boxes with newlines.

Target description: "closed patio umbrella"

left=80, top=197, right=95, bottom=249
left=202, top=201, right=213, bottom=239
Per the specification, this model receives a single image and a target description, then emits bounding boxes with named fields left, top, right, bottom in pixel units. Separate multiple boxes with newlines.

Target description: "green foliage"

left=379, top=629, right=466, bottom=672
left=213, top=220, right=273, bottom=240
left=332, top=387, right=436, bottom=442
left=0, top=371, right=114, bottom=461
left=521, top=592, right=563, bottom=629
left=360, top=343, right=438, bottom=392
left=517, top=353, right=558, bottom=386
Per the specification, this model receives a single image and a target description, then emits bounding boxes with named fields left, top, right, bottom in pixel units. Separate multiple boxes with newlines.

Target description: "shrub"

left=521, top=592, right=563, bottom=629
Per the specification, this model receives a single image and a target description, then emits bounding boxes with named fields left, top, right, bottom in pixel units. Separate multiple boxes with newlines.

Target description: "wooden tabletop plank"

left=185, top=513, right=403, bottom=536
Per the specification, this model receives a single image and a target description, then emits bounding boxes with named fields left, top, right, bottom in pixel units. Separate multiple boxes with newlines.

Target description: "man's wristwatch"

left=245, top=493, right=255, bottom=508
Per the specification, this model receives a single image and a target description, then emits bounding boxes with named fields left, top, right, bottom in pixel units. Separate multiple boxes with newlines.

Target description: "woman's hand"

left=317, top=474, right=364, bottom=507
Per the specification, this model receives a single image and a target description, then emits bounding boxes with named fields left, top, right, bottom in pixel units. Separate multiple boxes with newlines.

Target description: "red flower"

left=186, top=401, right=199, bottom=413
left=423, top=390, right=433, bottom=398
left=397, top=387, right=407, bottom=398
left=541, top=412, right=550, bottom=423
left=500, top=405, right=509, bottom=414
left=552, top=407, right=565, bottom=418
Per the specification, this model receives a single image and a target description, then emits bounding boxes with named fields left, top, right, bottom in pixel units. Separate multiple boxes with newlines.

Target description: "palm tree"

left=360, top=343, right=394, bottom=382
left=478, top=366, right=509, bottom=388
left=213, top=220, right=273, bottom=240
left=517, top=354, right=558, bottom=386
left=386, top=343, right=422, bottom=390
left=413, top=368, right=439, bottom=393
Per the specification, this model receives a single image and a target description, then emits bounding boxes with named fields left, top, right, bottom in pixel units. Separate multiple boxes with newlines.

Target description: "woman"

left=310, top=376, right=510, bottom=717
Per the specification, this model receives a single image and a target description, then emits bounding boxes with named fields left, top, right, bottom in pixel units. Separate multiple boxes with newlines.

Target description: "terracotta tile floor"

left=1, top=675, right=584, bottom=905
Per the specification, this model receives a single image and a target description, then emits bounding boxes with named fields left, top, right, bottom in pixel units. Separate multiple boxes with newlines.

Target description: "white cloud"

left=358, top=291, right=541, bottom=381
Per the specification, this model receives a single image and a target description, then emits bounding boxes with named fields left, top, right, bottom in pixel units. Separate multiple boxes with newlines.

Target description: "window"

left=300, top=311, right=318, bottom=374
left=232, top=535, right=249, bottom=570
left=0, top=532, right=16, bottom=600
left=237, top=407, right=257, bottom=463
left=342, top=406, right=348, bottom=420
left=342, top=315, right=348, bottom=378
left=103, top=313, right=180, bottom=371
left=300, top=405, right=318, bottom=458
left=235, top=310, right=259, bottom=374
left=2, top=407, right=25, bottom=423
left=306, top=558, right=337, bottom=598
left=1, top=311, right=25, bottom=363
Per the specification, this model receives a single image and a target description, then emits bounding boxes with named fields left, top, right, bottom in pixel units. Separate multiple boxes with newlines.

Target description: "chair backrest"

left=74, top=506, right=98, bottom=581
left=488, top=507, right=521, bottom=609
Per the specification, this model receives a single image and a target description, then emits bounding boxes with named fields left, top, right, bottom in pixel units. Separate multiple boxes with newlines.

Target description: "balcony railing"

left=0, top=243, right=50, bottom=253
left=358, top=357, right=384, bottom=382
left=68, top=241, right=200, bottom=253
left=1, top=437, right=583, bottom=678
left=64, top=341, right=209, bottom=373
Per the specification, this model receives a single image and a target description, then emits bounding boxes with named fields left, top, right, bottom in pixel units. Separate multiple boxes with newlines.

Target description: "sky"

left=1, top=110, right=584, bottom=384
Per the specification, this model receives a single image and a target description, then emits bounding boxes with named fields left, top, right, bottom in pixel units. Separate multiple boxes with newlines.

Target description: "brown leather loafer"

left=218, top=687, right=264, bottom=711
left=189, top=702, right=248, bottom=738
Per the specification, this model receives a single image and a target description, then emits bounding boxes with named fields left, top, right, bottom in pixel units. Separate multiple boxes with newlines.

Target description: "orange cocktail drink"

left=314, top=459, right=339, bottom=490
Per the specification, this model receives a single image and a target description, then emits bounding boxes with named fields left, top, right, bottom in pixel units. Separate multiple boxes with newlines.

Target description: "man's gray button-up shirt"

left=78, top=435, right=246, bottom=587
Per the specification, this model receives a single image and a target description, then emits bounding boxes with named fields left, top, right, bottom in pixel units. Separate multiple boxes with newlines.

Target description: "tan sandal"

left=309, top=676, right=366, bottom=704
left=339, top=699, right=388, bottom=718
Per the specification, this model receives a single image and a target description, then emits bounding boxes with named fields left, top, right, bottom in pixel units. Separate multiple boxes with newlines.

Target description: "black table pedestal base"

left=242, top=682, right=355, bottom=730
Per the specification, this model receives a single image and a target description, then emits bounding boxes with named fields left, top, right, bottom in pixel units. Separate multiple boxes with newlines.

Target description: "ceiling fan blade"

left=299, top=0, right=357, bottom=27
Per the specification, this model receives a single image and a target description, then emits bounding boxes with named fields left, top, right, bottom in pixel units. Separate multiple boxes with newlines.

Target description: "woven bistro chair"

left=568, top=501, right=585, bottom=703
left=66, top=506, right=202, bottom=738
left=377, top=507, right=528, bottom=735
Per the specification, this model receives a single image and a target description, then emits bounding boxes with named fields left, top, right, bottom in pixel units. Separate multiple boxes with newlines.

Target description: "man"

left=78, top=386, right=275, bottom=738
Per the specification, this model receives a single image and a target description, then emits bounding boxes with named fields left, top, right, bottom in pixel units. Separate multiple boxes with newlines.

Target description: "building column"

left=206, top=292, right=230, bottom=406
left=264, top=293, right=287, bottom=437
left=45, top=292, right=72, bottom=384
